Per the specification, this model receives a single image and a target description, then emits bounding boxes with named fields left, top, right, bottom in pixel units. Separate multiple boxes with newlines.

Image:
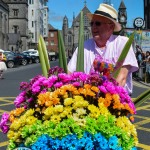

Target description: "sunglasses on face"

left=90, top=21, right=112, bottom=27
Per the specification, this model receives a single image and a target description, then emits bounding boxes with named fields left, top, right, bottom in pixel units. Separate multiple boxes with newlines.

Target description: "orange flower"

left=84, top=84, right=91, bottom=89
left=91, top=86, right=99, bottom=93
left=104, top=99, right=111, bottom=107
left=105, top=93, right=112, bottom=101
left=38, top=92, right=50, bottom=106
left=98, top=97, right=105, bottom=103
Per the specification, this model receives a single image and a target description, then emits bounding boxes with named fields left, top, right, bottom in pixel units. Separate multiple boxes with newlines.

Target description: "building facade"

left=3, top=0, right=28, bottom=52
left=0, top=0, right=9, bottom=50
left=62, top=3, right=92, bottom=57
left=28, top=0, right=48, bottom=49
left=45, top=24, right=58, bottom=53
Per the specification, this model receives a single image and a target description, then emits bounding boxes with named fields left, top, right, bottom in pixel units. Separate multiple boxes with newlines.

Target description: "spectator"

left=0, top=51, right=7, bottom=79
left=144, top=51, right=150, bottom=82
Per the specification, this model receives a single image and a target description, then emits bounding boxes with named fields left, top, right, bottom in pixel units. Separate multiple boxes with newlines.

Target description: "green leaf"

left=38, top=37, right=48, bottom=77
left=39, top=35, right=50, bottom=71
left=76, top=11, right=84, bottom=72
left=133, top=89, right=150, bottom=107
left=58, top=30, right=68, bottom=73
left=113, top=31, right=135, bottom=78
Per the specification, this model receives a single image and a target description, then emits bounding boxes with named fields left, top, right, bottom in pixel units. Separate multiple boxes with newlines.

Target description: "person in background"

left=144, top=51, right=150, bottom=82
left=68, top=3, right=138, bottom=95
left=0, top=51, right=7, bottom=79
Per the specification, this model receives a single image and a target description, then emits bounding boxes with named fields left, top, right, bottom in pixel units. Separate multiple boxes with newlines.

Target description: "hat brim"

left=87, top=13, right=122, bottom=32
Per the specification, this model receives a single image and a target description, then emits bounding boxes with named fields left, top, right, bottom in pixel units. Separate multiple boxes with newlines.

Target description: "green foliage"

left=39, top=36, right=50, bottom=71
left=133, top=89, right=150, bottom=107
left=58, top=31, right=68, bottom=73
left=38, top=36, right=48, bottom=77
left=76, top=11, right=84, bottom=72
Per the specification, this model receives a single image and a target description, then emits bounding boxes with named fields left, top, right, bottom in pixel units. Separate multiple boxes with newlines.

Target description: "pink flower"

left=0, top=113, right=10, bottom=134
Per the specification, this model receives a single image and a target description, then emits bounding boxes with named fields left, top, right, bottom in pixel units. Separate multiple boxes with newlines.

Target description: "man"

left=68, top=3, right=138, bottom=94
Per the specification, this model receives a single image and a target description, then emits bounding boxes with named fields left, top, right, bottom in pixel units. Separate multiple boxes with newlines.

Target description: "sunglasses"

left=90, top=21, right=112, bottom=27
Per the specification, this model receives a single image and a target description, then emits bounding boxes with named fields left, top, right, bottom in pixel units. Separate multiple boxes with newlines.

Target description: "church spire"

left=84, top=0, right=87, bottom=7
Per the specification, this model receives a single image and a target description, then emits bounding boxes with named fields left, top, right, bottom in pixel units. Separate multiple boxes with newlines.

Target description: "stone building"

left=62, top=3, right=92, bottom=57
left=3, top=0, right=28, bottom=52
left=0, top=0, right=9, bottom=50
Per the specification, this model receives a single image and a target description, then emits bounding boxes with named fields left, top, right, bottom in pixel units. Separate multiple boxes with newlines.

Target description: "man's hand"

left=116, top=65, right=131, bottom=87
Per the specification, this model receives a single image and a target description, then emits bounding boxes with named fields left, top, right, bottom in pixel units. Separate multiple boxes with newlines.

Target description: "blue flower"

left=108, top=136, right=119, bottom=149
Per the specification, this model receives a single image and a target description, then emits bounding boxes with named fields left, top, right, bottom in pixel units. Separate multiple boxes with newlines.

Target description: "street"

left=0, top=61, right=150, bottom=150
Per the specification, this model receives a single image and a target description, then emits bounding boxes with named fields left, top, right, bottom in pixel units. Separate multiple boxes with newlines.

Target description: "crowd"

left=134, top=45, right=150, bottom=83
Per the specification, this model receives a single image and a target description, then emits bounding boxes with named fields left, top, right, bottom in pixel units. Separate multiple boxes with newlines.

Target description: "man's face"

left=90, top=16, right=114, bottom=41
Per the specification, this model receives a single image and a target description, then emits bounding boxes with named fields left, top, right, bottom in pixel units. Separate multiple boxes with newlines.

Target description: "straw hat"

left=87, top=3, right=121, bottom=32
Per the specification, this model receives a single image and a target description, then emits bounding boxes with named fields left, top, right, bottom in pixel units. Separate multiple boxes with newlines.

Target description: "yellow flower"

left=26, top=116, right=37, bottom=125
left=50, top=115, right=61, bottom=123
left=53, top=105, right=64, bottom=113
left=7, top=130, right=15, bottom=139
left=116, top=116, right=138, bottom=139
left=44, top=106, right=54, bottom=116
left=74, top=96, right=84, bottom=101
left=64, top=98, right=74, bottom=106
left=76, top=108, right=86, bottom=116
left=88, top=104, right=100, bottom=118
left=10, top=120, right=21, bottom=130
left=98, top=103, right=110, bottom=116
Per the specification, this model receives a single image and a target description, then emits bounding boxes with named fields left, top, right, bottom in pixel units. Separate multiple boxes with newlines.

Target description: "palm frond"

left=76, top=11, right=84, bottom=72
left=113, top=31, right=135, bottom=78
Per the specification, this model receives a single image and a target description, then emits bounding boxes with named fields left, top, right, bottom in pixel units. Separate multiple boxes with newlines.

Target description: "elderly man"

left=68, top=3, right=138, bottom=95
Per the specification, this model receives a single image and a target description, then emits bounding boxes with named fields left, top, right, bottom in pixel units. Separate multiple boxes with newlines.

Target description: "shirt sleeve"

left=117, top=36, right=139, bottom=73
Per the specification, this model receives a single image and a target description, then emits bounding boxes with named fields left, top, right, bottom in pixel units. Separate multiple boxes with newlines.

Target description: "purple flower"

left=32, top=85, right=41, bottom=93
left=98, top=85, right=107, bottom=93
left=54, top=82, right=63, bottom=88
left=79, top=74, right=88, bottom=82
left=72, top=82, right=81, bottom=87
left=0, top=113, right=10, bottom=134
left=58, top=73, right=72, bottom=83
left=14, top=91, right=26, bottom=107
left=104, top=81, right=116, bottom=94
left=48, top=75, right=58, bottom=83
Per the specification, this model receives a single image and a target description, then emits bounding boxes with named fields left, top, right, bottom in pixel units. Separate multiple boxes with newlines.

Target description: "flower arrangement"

left=0, top=66, right=138, bottom=150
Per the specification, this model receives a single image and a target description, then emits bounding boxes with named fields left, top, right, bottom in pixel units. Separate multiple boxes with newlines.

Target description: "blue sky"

left=47, top=0, right=144, bottom=30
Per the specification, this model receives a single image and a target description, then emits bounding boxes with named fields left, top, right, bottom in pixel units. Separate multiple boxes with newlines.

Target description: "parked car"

left=23, top=49, right=39, bottom=57
left=3, top=51, right=22, bottom=68
left=22, top=51, right=40, bottom=63
left=48, top=52, right=57, bottom=61
left=20, top=52, right=40, bottom=64
left=17, top=53, right=32, bottom=65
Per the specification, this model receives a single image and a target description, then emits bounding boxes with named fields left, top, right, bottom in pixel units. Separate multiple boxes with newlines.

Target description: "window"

left=32, top=21, right=34, bottom=27
left=50, top=33, right=54, bottom=37
left=13, top=9, right=19, bottom=17
left=32, top=10, right=34, bottom=16
left=50, top=40, right=54, bottom=46
left=29, top=0, right=34, bottom=4
left=14, top=26, right=18, bottom=33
